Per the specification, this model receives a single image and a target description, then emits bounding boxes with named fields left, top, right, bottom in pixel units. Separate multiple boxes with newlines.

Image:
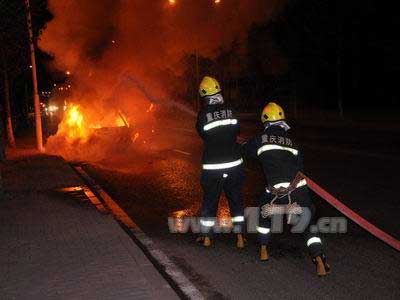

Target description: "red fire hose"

left=301, top=173, right=400, bottom=252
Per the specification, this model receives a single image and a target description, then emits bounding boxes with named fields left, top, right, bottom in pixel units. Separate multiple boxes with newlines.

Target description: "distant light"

left=214, top=0, right=221, bottom=4
left=169, top=0, right=176, bottom=5
left=53, top=83, right=57, bottom=87
left=66, top=71, right=71, bottom=75
left=29, top=65, right=32, bottom=68
left=48, top=105, right=59, bottom=112
left=112, top=40, right=116, bottom=44
left=68, top=84, right=71, bottom=88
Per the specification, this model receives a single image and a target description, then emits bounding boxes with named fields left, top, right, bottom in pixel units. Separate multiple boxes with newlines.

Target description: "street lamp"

left=25, top=0, right=43, bottom=152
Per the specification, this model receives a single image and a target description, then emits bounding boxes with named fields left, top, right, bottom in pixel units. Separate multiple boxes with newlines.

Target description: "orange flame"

left=116, top=112, right=129, bottom=127
left=58, top=104, right=88, bottom=141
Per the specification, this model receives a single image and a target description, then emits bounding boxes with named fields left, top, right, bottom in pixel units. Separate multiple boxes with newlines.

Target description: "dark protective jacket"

left=243, top=122, right=303, bottom=186
left=196, top=104, right=242, bottom=168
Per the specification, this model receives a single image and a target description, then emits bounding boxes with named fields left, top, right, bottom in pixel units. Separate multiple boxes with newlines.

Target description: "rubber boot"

left=196, top=236, right=211, bottom=247
left=236, top=234, right=246, bottom=248
left=260, top=245, right=269, bottom=261
left=313, top=255, right=331, bottom=277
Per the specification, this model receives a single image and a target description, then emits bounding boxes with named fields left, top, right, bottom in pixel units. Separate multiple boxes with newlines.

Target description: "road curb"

left=72, top=164, right=204, bottom=300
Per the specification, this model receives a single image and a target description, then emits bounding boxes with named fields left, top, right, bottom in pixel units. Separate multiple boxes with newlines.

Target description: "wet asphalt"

left=82, top=121, right=400, bottom=300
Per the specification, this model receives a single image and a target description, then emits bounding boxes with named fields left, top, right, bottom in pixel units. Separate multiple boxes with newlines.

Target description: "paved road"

left=82, top=121, right=400, bottom=299
left=0, top=153, right=179, bottom=300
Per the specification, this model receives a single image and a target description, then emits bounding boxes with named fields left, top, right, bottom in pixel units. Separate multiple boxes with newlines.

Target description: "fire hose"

left=300, top=172, right=400, bottom=252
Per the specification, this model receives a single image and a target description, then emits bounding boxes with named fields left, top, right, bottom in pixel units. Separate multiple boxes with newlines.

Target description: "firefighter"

left=196, top=76, right=245, bottom=248
left=243, top=102, right=330, bottom=276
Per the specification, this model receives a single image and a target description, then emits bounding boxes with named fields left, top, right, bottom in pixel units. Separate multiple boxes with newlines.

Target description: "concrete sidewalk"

left=0, top=151, right=179, bottom=300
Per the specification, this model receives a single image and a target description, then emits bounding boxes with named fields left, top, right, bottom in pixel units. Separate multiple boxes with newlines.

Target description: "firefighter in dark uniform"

left=243, top=102, right=330, bottom=276
left=196, top=76, right=245, bottom=248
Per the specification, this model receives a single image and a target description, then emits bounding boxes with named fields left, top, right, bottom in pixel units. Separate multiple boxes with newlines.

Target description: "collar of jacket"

left=264, top=120, right=291, bottom=131
left=205, top=93, right=224, bottom=105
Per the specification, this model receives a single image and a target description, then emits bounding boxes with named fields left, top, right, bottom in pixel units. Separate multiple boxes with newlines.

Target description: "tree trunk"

left=1, top=50, right=16, bottom=148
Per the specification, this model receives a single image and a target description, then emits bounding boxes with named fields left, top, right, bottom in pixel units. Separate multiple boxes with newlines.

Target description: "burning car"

left=45, top=102, right=155, bottom=162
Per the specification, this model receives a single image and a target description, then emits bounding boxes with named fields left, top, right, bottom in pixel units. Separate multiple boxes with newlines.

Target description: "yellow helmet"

left=261, top=102, right=285, bottom=123
left=199, top=76, right=221, bottom=97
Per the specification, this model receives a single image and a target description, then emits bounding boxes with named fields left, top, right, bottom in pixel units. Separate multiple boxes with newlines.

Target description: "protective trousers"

left=200, top=165, right=245, bottom=235
left=257, top=185, right=323, bottom=258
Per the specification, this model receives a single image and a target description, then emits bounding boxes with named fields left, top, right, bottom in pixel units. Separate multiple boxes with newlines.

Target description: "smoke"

left=41, top=0, right=284, bottom=101
left=41, top=0, right=285, bottom=161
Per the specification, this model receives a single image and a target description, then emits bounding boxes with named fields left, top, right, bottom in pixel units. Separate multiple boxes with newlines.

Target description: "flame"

left=90, top=123, right=102, bottom=129
left=58, top=104, right=88, bottom=141
left=115, top=117, right=126, bottom=127
left=116, top=112, right=129, bottom=127
left=56, top=103, right=133, bottom=143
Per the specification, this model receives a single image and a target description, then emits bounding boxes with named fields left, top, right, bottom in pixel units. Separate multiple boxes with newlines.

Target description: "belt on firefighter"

left=202, top=158, right=243, bottom=170
left=261, top=173, right=306, bottom=221
left=265, top=172, right=306, bottom=196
